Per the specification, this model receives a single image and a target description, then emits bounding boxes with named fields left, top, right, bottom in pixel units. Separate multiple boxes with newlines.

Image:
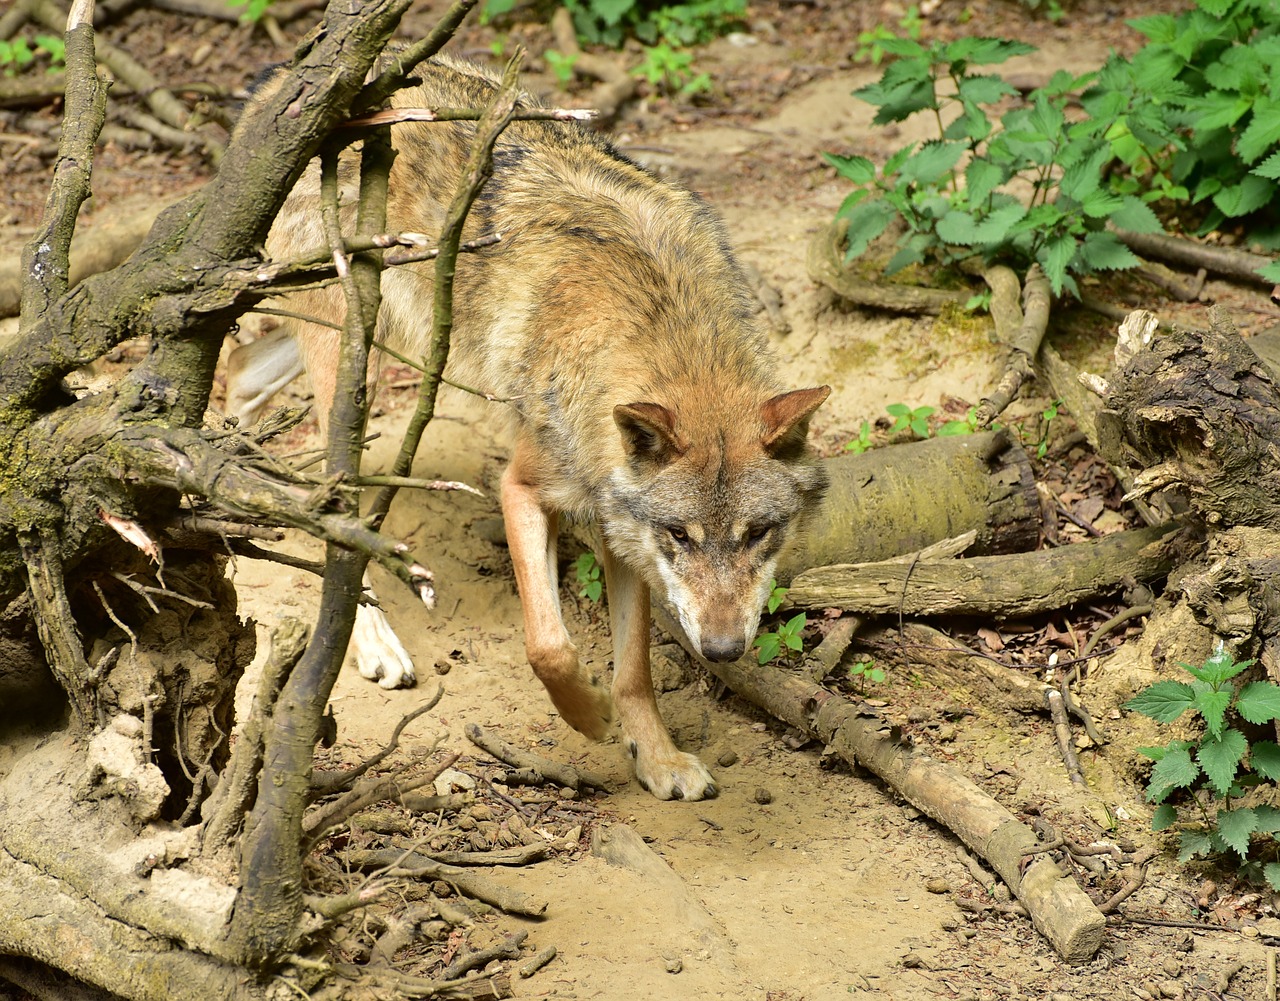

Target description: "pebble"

left=937, top=725, right=958, bottom=742
left=663, top=955, right=683, bottom=974
left=925, top=877, right=951, bottom=894
left=1161, top=959, right=1181, bottom=977
left=1157, top=982, right=1183, bottom=1000
left=754, top=787, right=773, bottom=805
left=717, top=750, right=739, bottom=768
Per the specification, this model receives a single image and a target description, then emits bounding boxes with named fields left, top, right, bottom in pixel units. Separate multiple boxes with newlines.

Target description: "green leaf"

left=1079, top=189, right=1125, bottom=219
left=1257, top=260, right=1280, bottom=283
left=1147, top=745, right=1200, bottom=802
left=1178, top=829, right=1214, bottom=863
left=1238, top=682, right=1280, bottom=724
left=1255, top=805, right=1280, bottom=834
left=1197, top=729, right=1248, bottom=796
left=1187, top=646, right=1253, bottom=685
left=964, top=158, right=1005, bottom=206
left=1125, top=680, right=1196, bottom=722
left=1186, top=91, right=1253, bottom=135
left=1265, top=863, right=1280, bottom=892
left=1253, top=149, right=1280, bottom=180
left=1151, top=803, right=1178, bottom=831
left=1059, top=146, right=1110, bottom=201
left=898, top=141, right=966, bottom=186
left=1250, top=740, right=1280, bottom=781
left=935, top=210, right=981, bottom=245
left=945, top=37, right=1036, bottom=66
left=1110, top=195, right=1165, bottom=234
left=1190, top=679, right=1232, bottom=737
left=1217, top=807, right=1258, bottom=857
left=957, top=74, right=1017, bottom=106
left=1239, top=97, right=1280, bottom=164
left=840, top=199, right=897, bottom=260
left=753, top=632, right=780, bottom=665
left=1080, top=231, right=1141, bottom=271
left=1127, top=13, right=1177, bottom=43
left=822, top=152, right=877, bottom=185
left=1041, top=233, right=1077, bottom=297
left=1213, top=174, right=1275, bottom=218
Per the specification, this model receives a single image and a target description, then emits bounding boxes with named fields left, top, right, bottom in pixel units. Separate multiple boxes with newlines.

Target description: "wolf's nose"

left=701, top=637, right=745, bottom=662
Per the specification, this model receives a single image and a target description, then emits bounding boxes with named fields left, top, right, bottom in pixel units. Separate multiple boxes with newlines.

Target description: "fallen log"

left=776, top=429, right=1041, bottom=581
left=785, top=523, right=1179, bottom=616
left=651, top=603, right=1106, bottom=964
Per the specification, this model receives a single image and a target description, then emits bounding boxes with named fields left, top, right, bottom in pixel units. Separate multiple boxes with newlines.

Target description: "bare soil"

left=6, top=1, right=1280, bottom=998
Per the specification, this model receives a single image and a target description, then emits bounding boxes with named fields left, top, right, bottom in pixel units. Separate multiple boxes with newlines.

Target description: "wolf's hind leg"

left=600, top=545, right=718, bottom=801
left=501, top=440, right=612, bottom=739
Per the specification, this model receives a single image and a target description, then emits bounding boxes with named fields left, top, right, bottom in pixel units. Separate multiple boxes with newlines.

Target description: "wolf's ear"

left=615, top=402, right=687, bottom=464
left=761, top=386, right=831, bottom=453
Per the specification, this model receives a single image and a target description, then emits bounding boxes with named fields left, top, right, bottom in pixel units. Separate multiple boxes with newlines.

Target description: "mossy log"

left=775, top=429, right=1041, bottom=582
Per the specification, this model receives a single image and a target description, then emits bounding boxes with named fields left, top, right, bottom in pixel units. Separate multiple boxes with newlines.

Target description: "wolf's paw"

left=547, top=674, right=614, bottom=741
left=629, top=740, right=718, bottom=801
left=351, top=602, right=416, bottom=689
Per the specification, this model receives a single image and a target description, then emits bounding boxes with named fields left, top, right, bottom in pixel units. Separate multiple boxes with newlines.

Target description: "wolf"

left=230, top=56, right=830, bottom=801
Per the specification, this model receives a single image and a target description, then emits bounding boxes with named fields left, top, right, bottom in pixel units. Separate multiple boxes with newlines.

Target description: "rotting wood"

left=785, top=523, right=1179, bottom=617
left=652, top=607, right=1106, bottom=963
left=806, top=218, right=969, bottom=315
left=1088, top=306, right=1280, bottom=529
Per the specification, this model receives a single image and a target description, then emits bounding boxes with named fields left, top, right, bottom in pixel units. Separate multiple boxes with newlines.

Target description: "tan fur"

left=237, top=56, right=830, bottom=800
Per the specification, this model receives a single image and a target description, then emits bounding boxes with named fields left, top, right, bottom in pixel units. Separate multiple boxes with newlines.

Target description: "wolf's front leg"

left=502, top=442, right=612, bottom=739
left=600, top=545, right=718, bottom=801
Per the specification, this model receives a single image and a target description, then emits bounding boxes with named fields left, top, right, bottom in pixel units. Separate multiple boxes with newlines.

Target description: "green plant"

left=844, top=420, right=873, bottom=455
left=886, top=402, right=935, bottom=439
left=1126, top=644, right=1280, bottom=886
left=753, top=581, right=805, bottom=664
left=1033, top=400, right=1060, bottom=458
left=823, top=34, right=1179, bottom=297
left=227, top=0, right=274, bottom=22
left=0, top=35, right=65, bottom=76
left=848, top=658, right=886, bottom=695
left=633, top=41, right=710, bottom=95
left=574, top=551, right=603, bottom=602
left=826, top=1, right=1280, bottom=292
left=937, top=405, right=980, bottom=437
left=544, top=49, right=580, bottom=87
left=855, top=5, right=923, bottom=65
left=754, top=612, right=806, bottom=665
left=1107, top=0, right=1280, bottom=255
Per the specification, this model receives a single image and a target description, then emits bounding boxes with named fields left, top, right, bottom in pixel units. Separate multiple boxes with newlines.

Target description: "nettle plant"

left=1126, top=644, right=1280, bottom=886
left=1113, top=0, right=1280, bottom=256
left=824, top=36, right=1174, bottom=297
left=754, top=581, right=806, bottom=665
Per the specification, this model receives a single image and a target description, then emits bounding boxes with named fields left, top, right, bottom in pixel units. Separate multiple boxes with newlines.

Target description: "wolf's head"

left=602, top=386, right=830, bottom=662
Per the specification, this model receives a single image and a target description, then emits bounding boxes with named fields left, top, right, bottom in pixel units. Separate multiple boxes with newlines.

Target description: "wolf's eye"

left=746, top=525, right=771, bottom=545
left=667, top=526, right=689, bottom=546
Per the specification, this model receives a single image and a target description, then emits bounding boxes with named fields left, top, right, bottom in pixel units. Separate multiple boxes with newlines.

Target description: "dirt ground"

left=5, top=0, right=1280, bottom=998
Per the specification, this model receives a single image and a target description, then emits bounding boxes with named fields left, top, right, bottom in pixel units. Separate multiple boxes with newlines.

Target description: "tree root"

left=343, top=849, right=550, bottom=916
left=806, top=218, right=969, bottom=314
left=465, top=722, right=609, bottom=792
